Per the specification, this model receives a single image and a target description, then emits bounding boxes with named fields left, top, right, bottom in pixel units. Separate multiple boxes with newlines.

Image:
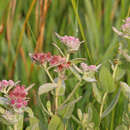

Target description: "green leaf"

left=77, top=109, right=82, bottom=121
left=16, top=114, right=24, bottom=130
left=85, top=104, right=93, bottom=122
left=88, top=103, right=100, bottom=128
left=54, top=78, right=65, bottom=96
left=58, top=104, right=75, bottom=119
left=92, top=83, right=102, bottom=103
left=99, top=66, right=115, bottom=93
left=38, top=83, right=57, bottom=95
left=69, top=66, right=82, bottom=80
left=101, top=88, right=121, bottom=119
left=48, top=115, right=64, bottom=130
left=115, top=67, right=125, bottom=81
left=25, top=107, right=34, bottom=117
left=120, top=82, right=130, bottom=99
left=82, top=72, right=97, bottom=82
left=70, top=58, right=86, bottom=64
left=0, top=0, right=9, bottom=20
left=57, top=97, right=81, bottom=119
left=0, top=108, right=17, bottom=125
left=46, top=101, right=53, bottom=115
left=0, top=97, right=9, bottom=107
left=25, top=107, right=39, bottom=130
left=115, top=124, right=128, bottom=130
left=28, top=117, right=40, bottom=130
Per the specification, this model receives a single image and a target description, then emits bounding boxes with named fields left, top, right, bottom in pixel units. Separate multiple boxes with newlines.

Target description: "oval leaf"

left=92, top=83, right=102, bottom=103
left=54, top=78, right=66, bottom=96
left=99, top=66, right=115, bottom=93
left=48, top=115, right=64, bottom=130
left=38, top=83, right=57, bottom=95
left=120, top=82, right=130, bottom=99
left=69, top=66, right=81, bottom=81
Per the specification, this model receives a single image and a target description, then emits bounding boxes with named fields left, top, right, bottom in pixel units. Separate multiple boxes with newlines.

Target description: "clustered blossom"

left=0, top=80, right=29, bottom=110
left=112, top=17, right=130, bottom=39
left=55, top=33, right=83, bottom=51
left=9, top=85, right=28, bottom=109
left=79, top=63, right=101, bottom=82
left=0, top=80, right=15, bottom=91
left=29, top=52, right=51, bottom=64
left=121, top=17, right=130, bottom=34
left=80, top=63, right=97, bottom=72
left=30, top=52, right=71, bottom=72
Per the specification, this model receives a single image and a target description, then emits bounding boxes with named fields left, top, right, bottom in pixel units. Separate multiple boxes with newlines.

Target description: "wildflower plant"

left=28, top=30, right=130, bottom=129
left=0, top=0, right=130, bottom=129
left=29, top=33, right=104, bottom=130
left=0, top=80, right=38, bottom=129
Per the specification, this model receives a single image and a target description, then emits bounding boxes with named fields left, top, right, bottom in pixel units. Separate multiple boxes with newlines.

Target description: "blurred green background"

left=0, top=0, right=130, bottom=129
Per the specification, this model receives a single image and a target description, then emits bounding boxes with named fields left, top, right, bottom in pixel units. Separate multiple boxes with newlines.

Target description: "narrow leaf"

left=101, top=88, right=121, bottom=119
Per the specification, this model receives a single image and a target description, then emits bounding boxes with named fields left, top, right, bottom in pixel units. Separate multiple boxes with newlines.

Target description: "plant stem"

left=55, top=77, right=62, bottom=111
left=66, top=54, right=70, bottom=61
left=13, top=124, right=17, bottom=130
left=71, top=0, right=92, bottom=63
left=71, top=115, right=81, bottom=125
left=112, top=64, right=118, bottom=80
left=44, top=68, right=55, bottom=83
left=110, top=109, right=115, bottom=130
left=38, top=95, right=50, bottom=116
left=61, top=81, right=81, bottom=105
left=110, top=63, right=118, bottom=129
left=100, top=92, right=107, bottom=119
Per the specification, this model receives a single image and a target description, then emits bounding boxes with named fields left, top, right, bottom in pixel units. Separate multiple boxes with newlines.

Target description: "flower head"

left=55, top=33, right=83, bottom=51
left=29, top=52, right=52, bottom=65
left=80, top=63, right=97, bottom=72
left=80, top=63, right=101, bottom=82
left=49, top=55, right=70, bottom=72
left=30, top=52, right=71, bottom=72
left=112, top=17, right=130, bottom=39
left=49, top=55, right=66, bottom=66
left=9, top=85, right=28, bottom=109
left=1, top=80, right=9, bottom=87
left=0, top=80, right=15, bottom=93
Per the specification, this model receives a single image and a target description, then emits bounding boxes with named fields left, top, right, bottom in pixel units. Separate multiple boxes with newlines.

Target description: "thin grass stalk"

left=35, top=0, right=48, bottom=52
left=71, top=0, right=92, bottom=63
left=7, top=0, right=16, bottom=70
left=35, top=0, right=40, bottom=36
left=9, top=0, right=37, bottom=78
left=28, top=0, right=50, bottom=82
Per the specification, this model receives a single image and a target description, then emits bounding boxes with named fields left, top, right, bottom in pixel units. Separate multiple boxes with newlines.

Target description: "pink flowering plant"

left=0, top=31, right=129, bottom=130
left=0, top=80, right=37, bottom=129
left=28, top=31, right=130, bottom=129
left=28, top=33, right=104, bottom=130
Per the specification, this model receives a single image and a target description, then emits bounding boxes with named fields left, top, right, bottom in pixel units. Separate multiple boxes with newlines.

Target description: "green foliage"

left=48, top=115, right=64, bottom=130
left=0, top=0, right=130, bottom=129
left=38, top=83, right=57, bottom=95
left=99, top=66, right=115, bottom=93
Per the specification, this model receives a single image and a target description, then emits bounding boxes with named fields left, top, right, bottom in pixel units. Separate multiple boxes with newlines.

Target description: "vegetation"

left=0, top=0, right=130, bottom=130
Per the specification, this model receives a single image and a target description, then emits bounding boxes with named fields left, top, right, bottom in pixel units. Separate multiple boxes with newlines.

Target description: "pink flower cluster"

left=55, top=33, right=81, bottom=51
left=30, top=52, right=71, bottom=71
left=9, top=85, right=28, bottom=109
left=121, top=17, right=130, bottom=34
left=0, top=80, right=14, bottom=90
left=80, top=63, right=97, bottom=72
left=30, top=52, right=51, bottom=64
left=112, top=17, right=130, bottom=39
